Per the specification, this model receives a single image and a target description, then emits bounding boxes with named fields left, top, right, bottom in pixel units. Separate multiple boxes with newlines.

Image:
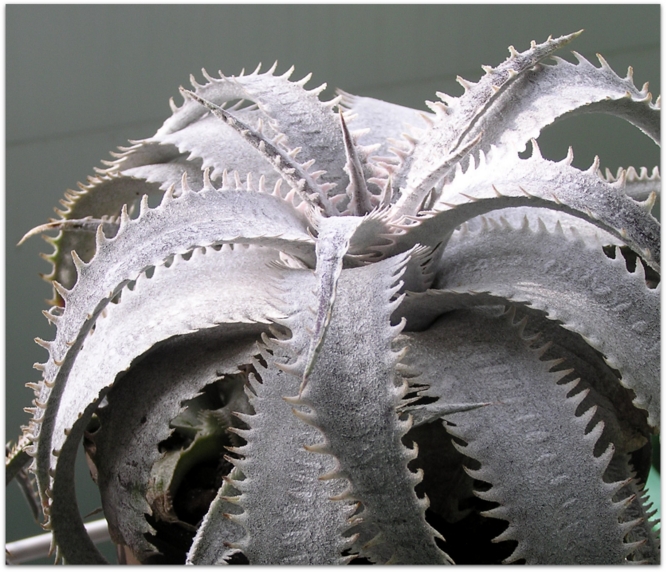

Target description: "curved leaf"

left=392, top=31, right=582, bottom=213
left=158, top=65, right=349, bottom=194
left=401, top=307, right=631, bottom=564
left=297, top=253, right=452, bottom=564
left=433, top=217, right=659, bottom=428
left=28, top=191, right=313, bottom=508
left=227, top=346, right=355, bottom=565
left=41, top=246, right=286, bottom=561
left=386, top=145, right=660, bottom=272
left=337, top=90, right=432, bottom=154
left=392, top=31, right=660, bottom=215
left=85, top=330, right=261, bottom=562
left=181, top=89, right=338, bottom=216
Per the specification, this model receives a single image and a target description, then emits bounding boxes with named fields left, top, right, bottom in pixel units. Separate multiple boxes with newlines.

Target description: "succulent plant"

left=7, top=30, right=660, bottom=564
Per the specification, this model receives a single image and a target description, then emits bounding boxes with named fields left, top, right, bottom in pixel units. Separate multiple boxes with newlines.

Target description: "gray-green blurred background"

left=5, top=4, right=660, bottom=562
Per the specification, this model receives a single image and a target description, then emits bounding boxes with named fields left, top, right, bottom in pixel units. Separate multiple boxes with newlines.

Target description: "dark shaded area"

left=403, top=420, right=521, bottom=564
left=226, top=551, right=250, bottom=564
left=427, top=503, right=519, bottom=565
left=173, top=456, right=232, bottom=527
left=630, top=439, right=655, bottom=487
left=143, top=452, right=242, bottom=564
left=143, top=513, right=196, bottom=565
left=603, top=244, right=660, bottom=288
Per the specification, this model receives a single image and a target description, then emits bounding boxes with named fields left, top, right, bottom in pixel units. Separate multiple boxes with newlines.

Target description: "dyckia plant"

left=6, top=30, right=661, bottom=564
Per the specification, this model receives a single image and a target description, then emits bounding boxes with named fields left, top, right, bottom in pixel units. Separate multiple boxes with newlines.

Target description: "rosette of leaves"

left=8, top=31, right=661, bottom=564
